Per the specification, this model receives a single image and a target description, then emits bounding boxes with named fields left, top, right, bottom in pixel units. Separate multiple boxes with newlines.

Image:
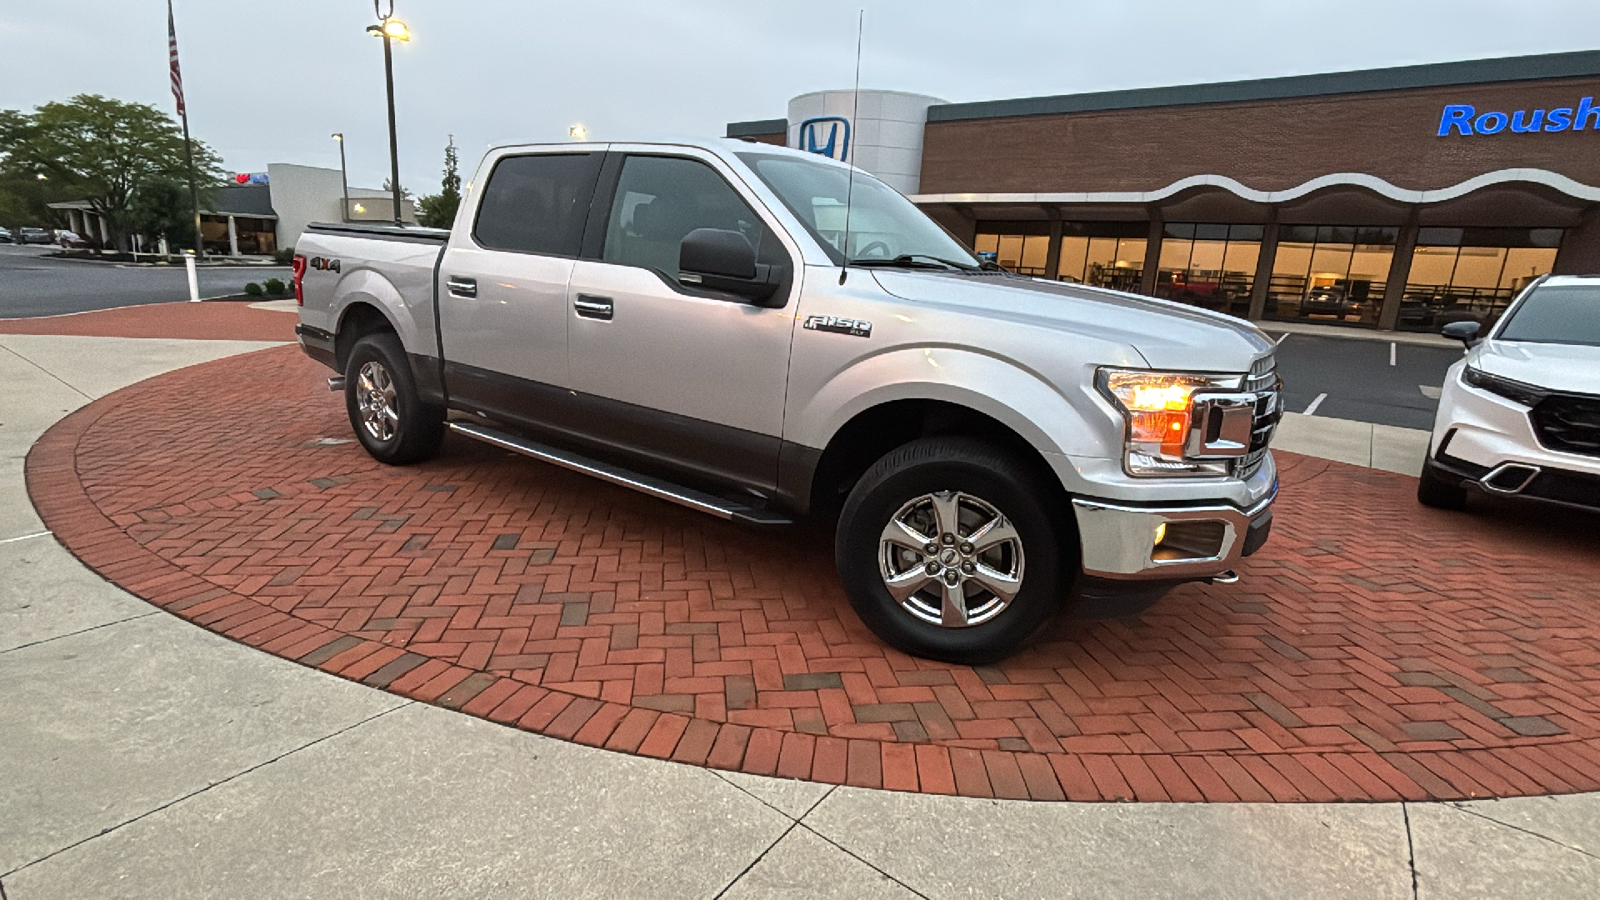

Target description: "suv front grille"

left=1531, top=393, right=1600, bottom=458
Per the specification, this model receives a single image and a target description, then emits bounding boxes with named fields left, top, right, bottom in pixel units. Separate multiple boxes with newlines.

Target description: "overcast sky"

left=4, top=1, right=1600, bottom=194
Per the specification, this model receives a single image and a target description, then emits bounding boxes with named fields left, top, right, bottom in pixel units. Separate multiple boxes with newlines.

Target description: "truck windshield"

left=739, top=152, right=978, bottom=268
left=1497, top=285, right=1600, bottom=347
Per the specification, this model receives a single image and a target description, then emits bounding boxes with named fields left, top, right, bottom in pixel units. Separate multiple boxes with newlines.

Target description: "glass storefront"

left=1056, top=222, right=1147, bottom=292
left=1396, top=227, right=1561, bottom=332
left=1153, top=223, right=1262, bottom=319
left=973, top=223, right=1050, bottom=276
left=1264, top=226, right=1397, bottom=327
left=970, top=217, right=1565, bottom=332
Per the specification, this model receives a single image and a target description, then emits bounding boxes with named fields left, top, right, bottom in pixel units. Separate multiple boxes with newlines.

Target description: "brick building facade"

left=726, top=51, right=1600, bottom=333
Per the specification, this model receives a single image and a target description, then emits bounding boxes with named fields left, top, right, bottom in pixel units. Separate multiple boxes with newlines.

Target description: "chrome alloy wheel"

left=356, top=360, right=399, bottom=442
left=878, top=491, right=1024, bottom=628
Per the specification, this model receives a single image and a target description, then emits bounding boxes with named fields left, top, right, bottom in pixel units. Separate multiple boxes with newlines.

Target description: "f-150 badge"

left=803, top=315, right=872, bottom=338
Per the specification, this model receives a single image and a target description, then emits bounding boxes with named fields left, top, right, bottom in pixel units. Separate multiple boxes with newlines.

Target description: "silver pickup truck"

left=293, top=139, right=1281, bottom=663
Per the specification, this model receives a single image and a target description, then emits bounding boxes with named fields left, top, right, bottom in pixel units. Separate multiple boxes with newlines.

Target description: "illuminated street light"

left=36, top=173, right=47, bottom=181
left=368, top=1, right=409, bottom=223
left=569, top=124, right=588, bottom=140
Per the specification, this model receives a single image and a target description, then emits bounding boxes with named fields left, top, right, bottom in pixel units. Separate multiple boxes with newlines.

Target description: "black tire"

left=343, top=332, right=445, bottom=465
left=1416, top=457, right=1469, bottom=510
left=835, top=437, right=1067, bottom=665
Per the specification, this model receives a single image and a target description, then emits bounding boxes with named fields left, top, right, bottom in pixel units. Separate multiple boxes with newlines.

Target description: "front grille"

left=1236, top=355, right=1281, bottom=478
left=1531, top=393, right=1600, bottom=458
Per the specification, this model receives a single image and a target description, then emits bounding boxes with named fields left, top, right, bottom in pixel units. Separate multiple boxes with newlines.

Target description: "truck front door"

left=565, top=150, right=798, bottom=494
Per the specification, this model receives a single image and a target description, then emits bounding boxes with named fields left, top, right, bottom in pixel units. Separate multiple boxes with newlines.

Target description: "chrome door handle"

left=574, top=294, right=613, bottom=320
left=446, top=276, right=477, bottom=298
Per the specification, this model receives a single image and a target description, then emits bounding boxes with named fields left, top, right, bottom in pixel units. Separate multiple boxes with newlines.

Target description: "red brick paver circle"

left=25, top=345, right=1600, bottom=802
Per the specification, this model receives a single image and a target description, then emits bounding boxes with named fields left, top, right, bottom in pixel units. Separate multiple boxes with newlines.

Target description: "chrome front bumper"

left=1071, top=488, right=1276, bottom=580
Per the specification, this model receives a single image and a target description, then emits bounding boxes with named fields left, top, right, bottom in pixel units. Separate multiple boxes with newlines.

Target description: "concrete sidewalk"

left=2, top=333, right=1596, bottom=899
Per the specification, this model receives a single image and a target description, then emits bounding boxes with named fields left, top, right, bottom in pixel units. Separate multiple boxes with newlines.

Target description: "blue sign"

left=1438, top=98, right=1600, bottom=136
left=798, top=116, right=850, bottom=161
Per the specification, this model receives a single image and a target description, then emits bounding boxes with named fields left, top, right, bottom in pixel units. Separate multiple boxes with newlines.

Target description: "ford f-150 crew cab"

left=294, top=140, right=1281, bottom=663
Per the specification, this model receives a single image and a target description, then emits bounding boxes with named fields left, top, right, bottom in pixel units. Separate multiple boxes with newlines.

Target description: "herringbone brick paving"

left=24, top=343, right=1600, bottom=802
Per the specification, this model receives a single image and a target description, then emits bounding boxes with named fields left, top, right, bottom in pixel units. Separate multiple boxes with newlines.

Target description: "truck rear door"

left=436, top=148, right=605, bottom=428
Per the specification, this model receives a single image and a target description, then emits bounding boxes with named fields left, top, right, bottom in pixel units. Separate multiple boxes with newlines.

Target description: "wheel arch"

left=801, top=397, right=1077, bottom=545
left=334, top=301, right=400, bottom=373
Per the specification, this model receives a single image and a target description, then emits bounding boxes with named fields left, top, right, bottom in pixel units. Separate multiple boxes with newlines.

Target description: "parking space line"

left=1303, top=393, right=1328, bottom=415
left=1390, top=342, right=1397, bottom=366
left=1275, top=333, right=1290, bottom=344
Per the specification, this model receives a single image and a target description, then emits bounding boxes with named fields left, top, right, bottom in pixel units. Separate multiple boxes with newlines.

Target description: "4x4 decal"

left=803, top=315, right=872, bottom=338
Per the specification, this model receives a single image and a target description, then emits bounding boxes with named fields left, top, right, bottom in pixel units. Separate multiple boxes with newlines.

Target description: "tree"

left=127, top=178, right=197, bottom=255
left=416, top=135, right=462, bottom=229
left=0, top=94, right=223, bottom=250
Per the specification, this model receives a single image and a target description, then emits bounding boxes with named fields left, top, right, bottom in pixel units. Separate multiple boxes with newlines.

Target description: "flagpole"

left=169, top=0, right=204, bottom=260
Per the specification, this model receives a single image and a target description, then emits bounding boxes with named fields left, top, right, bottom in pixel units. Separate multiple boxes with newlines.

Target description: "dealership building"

left=726, top=50, right=1600, bottom=332
left=51, top=163, right=416, bottom=258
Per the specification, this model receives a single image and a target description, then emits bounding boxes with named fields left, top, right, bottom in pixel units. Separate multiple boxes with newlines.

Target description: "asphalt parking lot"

left=1264, top=330, right=1461, bottom=431
left=0, top=243, right=291, bottom=317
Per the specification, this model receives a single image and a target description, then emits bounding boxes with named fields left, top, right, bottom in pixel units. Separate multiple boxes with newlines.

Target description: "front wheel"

left=343, top=332, right=445, bottom=465
left=835, top=437, right=1067, bottom=665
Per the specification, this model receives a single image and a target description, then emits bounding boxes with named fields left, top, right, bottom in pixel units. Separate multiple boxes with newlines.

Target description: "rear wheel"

left=1416, top=456, right=1469, bottom=510
left=344, top=332, right=444, bottom=465
left=835, top=437, right=1066, bottom=664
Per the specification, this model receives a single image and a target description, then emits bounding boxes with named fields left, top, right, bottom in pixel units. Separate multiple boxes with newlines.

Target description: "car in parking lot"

left=0, top=226, right=13, bottom=244
left=54, top=229, right=86, bottom=248
left=17, top=227, right=54, bottom=245
left=1419, top=274, right=1600, bottom=512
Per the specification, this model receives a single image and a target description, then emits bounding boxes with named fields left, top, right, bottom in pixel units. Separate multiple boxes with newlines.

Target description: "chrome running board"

left=448, top=421, right=794, bottom=526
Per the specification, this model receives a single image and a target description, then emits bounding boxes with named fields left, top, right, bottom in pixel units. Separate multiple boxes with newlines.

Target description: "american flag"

left=167, top=0, right=186, bottom=116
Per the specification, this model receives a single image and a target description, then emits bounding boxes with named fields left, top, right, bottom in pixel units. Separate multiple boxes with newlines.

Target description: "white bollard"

left=185, top=251, right=200, bottom=303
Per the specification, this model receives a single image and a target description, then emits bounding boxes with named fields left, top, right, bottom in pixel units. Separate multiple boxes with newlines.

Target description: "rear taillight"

left=291, top=254, right=307, bottom=305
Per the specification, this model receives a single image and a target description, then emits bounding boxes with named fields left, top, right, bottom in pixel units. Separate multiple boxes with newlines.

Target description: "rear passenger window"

left=602, top=155, right=772, bottom=280
left=473, top=153, right=602, bottom=256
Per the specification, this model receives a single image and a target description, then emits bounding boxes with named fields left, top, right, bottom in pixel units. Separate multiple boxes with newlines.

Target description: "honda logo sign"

left=797, top=116, right=851, bottom=161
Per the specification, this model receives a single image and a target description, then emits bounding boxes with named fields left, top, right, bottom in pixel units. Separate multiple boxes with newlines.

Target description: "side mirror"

left=1440, top=320, right=1481, bottom=348
left=679, top=228, right=782, bottom=305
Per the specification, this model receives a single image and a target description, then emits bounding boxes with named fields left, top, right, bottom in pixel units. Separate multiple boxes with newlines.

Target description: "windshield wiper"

left=847, top=254, right=980, bottom=272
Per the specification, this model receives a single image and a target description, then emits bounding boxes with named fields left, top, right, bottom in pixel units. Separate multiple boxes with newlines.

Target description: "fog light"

left=1153, top=522, right=1167, bottom=547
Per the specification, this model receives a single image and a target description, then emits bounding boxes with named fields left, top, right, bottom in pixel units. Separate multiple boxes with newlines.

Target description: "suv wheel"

left=1416, top=456, right=1469, bottom=510
left=344, top=332, right=445, bottom=465
left=835, top=437, right=1066, bottom=664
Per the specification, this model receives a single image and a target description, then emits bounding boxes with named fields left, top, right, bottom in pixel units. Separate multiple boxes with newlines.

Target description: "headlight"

left=1097, top=368, right=1244, bottom=477
left=1463, top=367, right=1547, bottom=407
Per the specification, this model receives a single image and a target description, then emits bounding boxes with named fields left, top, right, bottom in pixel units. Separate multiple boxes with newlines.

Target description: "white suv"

left=1420, top=275, right=1600, bottom=511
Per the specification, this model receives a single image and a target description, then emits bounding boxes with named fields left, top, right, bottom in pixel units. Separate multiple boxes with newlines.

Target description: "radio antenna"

left=838, top=9, right=864, bottom=286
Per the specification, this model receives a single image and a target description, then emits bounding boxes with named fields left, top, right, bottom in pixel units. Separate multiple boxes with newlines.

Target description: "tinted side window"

left=602, top=155, right=771, bottom=280
left=473, top=153, right=602, bottom=256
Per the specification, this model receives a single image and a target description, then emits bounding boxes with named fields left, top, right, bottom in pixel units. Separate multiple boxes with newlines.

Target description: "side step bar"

left=448, top=421, right=794, bottom=526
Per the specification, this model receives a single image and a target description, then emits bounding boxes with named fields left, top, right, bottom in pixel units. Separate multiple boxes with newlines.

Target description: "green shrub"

left=263, top=278, right=287, bottom=296
left=243, top=282, right=264, bottom=297
left=272, top=246, right=295, bottom=266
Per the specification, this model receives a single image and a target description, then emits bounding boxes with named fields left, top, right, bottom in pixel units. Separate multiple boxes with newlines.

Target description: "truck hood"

left=1473, top=339, right=1600, bottom=395
left=870, top=270, right=1275, bottom=371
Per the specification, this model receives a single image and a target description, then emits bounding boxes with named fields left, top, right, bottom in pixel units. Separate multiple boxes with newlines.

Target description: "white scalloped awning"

left=910, top=168, right=1600, bottom=206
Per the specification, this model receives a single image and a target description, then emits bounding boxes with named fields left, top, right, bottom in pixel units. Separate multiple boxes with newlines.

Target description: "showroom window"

left=973, top=222, right=1050, bottom=276
left=1153, top=223, right=1263, bottom=319
left=1396, top=228, right=1562, bottom=332
left=1057, top=222, right=1147, bottom=292
left=1264, top=226, right=1398, bottom=327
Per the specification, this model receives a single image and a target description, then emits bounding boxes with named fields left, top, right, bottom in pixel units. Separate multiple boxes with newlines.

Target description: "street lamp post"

left=367, top=2, right=410, bottom=225
left=332, top=133, right=350, bottom=221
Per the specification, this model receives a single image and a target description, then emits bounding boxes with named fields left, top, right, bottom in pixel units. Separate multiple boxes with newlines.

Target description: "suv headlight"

left=1463, top=366, right=1547, bottom=407
left=1097, top=368, right=1245, bottom=477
